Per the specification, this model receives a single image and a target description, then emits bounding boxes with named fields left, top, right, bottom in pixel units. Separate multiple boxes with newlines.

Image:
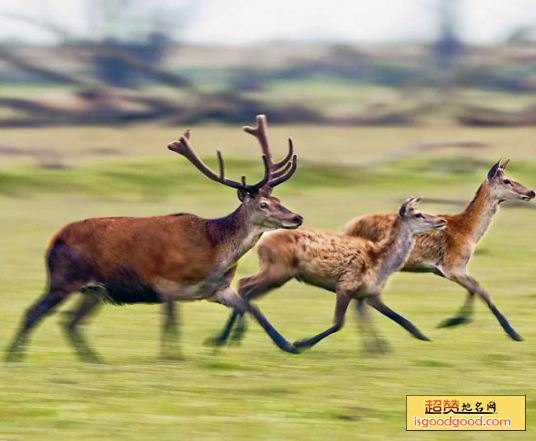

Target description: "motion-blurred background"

left=1, top=0, right=536, bottom=128
left=1, top=1, right=535, bottom=441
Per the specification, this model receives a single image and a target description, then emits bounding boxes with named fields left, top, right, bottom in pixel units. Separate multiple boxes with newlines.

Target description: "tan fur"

left=219, top=199, right=446, bottom=351
left=257, top=227, right=380, bottom=294
left=344, top=178, right=531, bottom=275
left=343, top=161, right=534, bottom=340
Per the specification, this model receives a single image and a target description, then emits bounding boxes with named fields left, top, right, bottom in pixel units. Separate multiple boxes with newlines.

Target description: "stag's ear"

left=399, top=197, right=421, bottom=217
left=237, top=189, right=249, bottom=201
left=500, top=159, right=510, bottom=170
left=487, top=160, right=502, bottom=181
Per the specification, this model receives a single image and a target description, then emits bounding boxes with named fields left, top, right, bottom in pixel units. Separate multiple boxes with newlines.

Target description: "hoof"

left=292, top=339, right=312, bottom=352
left=227, top=339, right=242, bottom=347
left=437, top=316, right=472, bottom=328
left=203, top=336, right=227, bottom=348
left=159, top=353, right=183, bottom=362
left=281, top=343, right=300, bottom=354
left=508, top=331, right=523, bottom=342
left=80, top=354, right=104, bottom=364
left=364, top=338, right=391, bottom=355
left=4, top=351, right=24, bottom=363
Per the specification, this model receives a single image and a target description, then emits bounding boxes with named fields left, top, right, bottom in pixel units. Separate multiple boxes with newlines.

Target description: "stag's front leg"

left=293, top=290, right=352, bottom=351
left=203, top=309, right=242, bottom=348
left=205, top=268, right=291, bottom=347
left=213, top=287, right=298, bottom=354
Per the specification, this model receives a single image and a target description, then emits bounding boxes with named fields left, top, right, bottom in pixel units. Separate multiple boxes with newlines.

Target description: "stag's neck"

left=376, top=218, right=415, bottom=281
left=207, top=205, right=263, bottom=268
left=460, top=182, right=499, bottom=243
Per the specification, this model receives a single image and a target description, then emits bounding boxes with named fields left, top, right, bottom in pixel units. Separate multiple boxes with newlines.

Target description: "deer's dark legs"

left=246, top=303, right=298, bottom=354
left=203, top=309, right=242, bottom=347
left=367, top=295, right=430, bottom=341
left=5, top=289, right=70, bottom=361
left=161, top=301, right=182, bottom=359
left=449, top=273, right=522, bottom=341
left=214, top=287, right=298, bottom=354
left=437, top=289, right=475, bottom=328
left=60, top=294, right=102, bottom=363
left=293, top=291, right=352, bottom=351
left=205, top=268, right=291, bottom=347
left=355, top=299, right=390, bottom=354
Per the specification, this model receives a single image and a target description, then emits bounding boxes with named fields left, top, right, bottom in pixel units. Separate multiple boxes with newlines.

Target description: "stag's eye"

left=503, top=179, right=511, bottom=185
left=259, top=202, right=269, bottom=209
left=416, top=213, right=424, bottom=219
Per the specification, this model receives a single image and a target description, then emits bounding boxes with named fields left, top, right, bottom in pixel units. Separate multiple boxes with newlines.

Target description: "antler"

left=168, top=128, right=271, bottom=193
left=242, top=114, right=297, bottom=188
left=168, top=115, right=297, bottom=193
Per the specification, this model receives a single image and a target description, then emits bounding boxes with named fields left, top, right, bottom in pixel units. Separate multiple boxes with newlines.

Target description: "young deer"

left=5, top=115, right=303, bottom=362
left=209, top=198, right=446, bottom=352
left=344, top=160, right=534, bottom=340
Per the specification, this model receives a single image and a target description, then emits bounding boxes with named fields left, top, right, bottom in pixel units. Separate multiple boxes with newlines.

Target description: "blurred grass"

left=1, top=125, right=536, bottom=440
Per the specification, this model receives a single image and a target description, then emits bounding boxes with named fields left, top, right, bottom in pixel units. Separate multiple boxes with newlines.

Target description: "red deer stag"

left=209, top=198, right=446, bottom=352
left=344, top=160, right=534, bottom=340
left=5, top=115, right=303, bottom=362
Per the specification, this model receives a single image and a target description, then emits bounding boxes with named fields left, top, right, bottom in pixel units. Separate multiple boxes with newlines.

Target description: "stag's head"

left=486, top=159, right=535, bottom=203
left=399, top=197, right=447, bottom=234
left=168, top=115, right=303, bottom=231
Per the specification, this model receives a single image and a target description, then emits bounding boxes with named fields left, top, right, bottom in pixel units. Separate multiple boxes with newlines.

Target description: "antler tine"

left=243, top=115, right=294, bottom=174
left=169, top=120, right=285, bottom=194
left=243, top=114, right=271, bottom=159
left=270, top=160, right=292, bottom=179
left=269, top=154, right=298, bottom=188
left=168, top=132, right=243, bottom=190
left=216, top=150, right=225, bottom=180
left=272, top=138, right=294, bottom=169
left=246, top=155, right=272, bottom=192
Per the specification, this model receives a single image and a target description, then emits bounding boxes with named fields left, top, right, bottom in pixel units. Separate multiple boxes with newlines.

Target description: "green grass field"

left=1, top=124, right=535, bottom=440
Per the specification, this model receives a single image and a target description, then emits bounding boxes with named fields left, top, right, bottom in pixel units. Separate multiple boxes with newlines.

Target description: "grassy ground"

left=1, top=124, right=535, bottom=440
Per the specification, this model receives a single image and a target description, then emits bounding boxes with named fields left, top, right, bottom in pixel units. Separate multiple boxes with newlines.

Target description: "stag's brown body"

left=47, top=209, right=259, bottom=304
left=5, top=114, right=303, bottom=362
left=344, top=160, right=534, bottom=340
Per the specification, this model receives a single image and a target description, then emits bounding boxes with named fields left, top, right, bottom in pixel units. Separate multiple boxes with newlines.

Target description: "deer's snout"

left=281, top=213, right=303, bottom=229
left=293, top=214, right=304, bottom=226
left=433, top=218, right=448, bottom=229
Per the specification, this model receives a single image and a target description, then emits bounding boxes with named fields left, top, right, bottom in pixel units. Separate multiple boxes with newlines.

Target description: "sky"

left=0, top=0, right=535, bottom=45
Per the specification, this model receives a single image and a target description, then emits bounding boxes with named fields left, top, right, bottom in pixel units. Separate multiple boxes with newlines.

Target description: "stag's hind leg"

left=5, top=287, right=72, bottom=361
left=160, top=301, right=182, bottom=360
left=60, top=293, right=102, bottom=363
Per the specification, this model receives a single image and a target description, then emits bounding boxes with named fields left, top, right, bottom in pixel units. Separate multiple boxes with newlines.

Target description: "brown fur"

left=5, top=115, right=303, bottom=361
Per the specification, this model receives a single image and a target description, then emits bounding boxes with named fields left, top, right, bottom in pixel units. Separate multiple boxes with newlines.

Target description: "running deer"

left=209, top=198, right=447, bottom=352
left=344, top=160, right=534, bottom=340
left=5, top=115, right=303, bottom=362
